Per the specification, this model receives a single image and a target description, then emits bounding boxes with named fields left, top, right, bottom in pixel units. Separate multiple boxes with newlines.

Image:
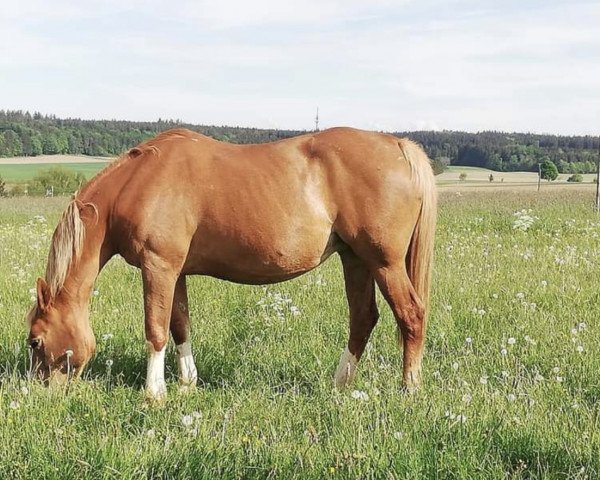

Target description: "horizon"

left=2, top=1, right=599, bottom=136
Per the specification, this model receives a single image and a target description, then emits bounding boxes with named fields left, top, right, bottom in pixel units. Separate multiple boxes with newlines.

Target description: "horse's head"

left=27, top=277, right=96, bottom=382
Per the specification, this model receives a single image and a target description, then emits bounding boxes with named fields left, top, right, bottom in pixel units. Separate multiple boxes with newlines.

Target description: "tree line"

left=1, top=110, right=598, bottom=173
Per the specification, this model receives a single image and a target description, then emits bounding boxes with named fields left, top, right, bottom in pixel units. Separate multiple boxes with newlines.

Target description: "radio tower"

left=315, top=107, right=320, bottom=132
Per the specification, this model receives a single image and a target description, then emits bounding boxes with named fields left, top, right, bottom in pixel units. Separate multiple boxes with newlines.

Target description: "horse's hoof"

left=178, top=382, right=196, bottom=395
left=145, top=383, right=167, bottom=402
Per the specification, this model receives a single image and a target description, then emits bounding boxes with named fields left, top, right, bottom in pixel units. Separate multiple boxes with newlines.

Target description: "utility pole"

left=538, top=163, right=542, bottom=192
left=314, top=107, right=319, bottom=132
left=596, top=138, right=600, bottom=212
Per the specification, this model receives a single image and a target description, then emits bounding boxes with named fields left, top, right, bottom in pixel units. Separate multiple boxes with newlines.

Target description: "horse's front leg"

left=141, top=252, right=181, bottom=401
left=170, top=275, right=198, bottom=392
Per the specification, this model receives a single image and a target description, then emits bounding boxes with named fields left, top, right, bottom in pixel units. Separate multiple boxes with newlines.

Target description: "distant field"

left=439, top=166, right=597, bottom=186
left=0, top=162, right=109, bottom=183
left=0, top=157, right=596, bottom=188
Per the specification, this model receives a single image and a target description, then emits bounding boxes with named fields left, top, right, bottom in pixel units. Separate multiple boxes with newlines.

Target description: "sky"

left=1, top=0, right=599, bottom=135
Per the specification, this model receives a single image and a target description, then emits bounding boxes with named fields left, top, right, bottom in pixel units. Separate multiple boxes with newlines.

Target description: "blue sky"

left=1, top=0, right=599, bottom=134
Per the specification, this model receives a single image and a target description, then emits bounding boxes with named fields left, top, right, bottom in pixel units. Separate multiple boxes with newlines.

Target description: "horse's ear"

left=75, top=201, right=99, bottom=224
left=36, top=277, right=52, bottom=312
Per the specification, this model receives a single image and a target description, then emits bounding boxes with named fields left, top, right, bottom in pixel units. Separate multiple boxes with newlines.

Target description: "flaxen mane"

left=44, top=200, right=86, bottom=298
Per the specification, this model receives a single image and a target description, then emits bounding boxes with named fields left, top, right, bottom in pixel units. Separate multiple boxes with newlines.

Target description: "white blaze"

left=334, top=346, right=358, bottom=389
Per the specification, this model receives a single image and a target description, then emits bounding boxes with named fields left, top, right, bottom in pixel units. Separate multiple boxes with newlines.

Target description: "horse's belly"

left=183, top=228, right=340, bottom=285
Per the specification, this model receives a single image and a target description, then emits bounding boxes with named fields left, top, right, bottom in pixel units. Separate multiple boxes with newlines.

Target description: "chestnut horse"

left=27, top=127, right=436, bottom=399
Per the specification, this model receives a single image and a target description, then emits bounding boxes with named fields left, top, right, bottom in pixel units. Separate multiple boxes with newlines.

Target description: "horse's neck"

left=59, top=221, right=109, bottom=309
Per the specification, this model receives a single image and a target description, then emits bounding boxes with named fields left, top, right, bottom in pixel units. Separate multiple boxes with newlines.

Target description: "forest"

left=1, top=110, right=598, bottom=173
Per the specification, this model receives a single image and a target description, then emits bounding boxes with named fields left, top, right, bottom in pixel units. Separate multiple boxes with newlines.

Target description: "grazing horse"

left=26, top=127, right=436, bottom=399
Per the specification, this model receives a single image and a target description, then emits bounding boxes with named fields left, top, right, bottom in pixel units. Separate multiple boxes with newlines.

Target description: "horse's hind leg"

left=334, top=251, right=379, bottom=389
left=169, top=275, right=198, bottom=391
left=373, top=264, right=425, bottom=391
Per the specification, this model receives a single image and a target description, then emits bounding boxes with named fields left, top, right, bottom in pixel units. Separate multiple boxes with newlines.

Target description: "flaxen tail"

left=398, top=139, right=437, bottom=318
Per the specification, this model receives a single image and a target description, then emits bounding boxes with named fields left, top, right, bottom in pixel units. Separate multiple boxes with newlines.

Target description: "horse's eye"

left=29, top=338, right=42, bottom=349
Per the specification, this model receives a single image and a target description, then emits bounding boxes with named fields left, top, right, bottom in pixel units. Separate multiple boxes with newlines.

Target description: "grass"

left=0, top=189, right=599, bottom=478
left=0, top=163, right=108, bottom=183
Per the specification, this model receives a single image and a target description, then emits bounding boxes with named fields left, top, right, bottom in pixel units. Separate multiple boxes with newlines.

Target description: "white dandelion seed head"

left=351, top=390, right=369, bottom=401
left=507, top=393, right=517, bottom=402
left=182, top=415, right=194, bottom=427
left=507, top=337, right=516, bottom=345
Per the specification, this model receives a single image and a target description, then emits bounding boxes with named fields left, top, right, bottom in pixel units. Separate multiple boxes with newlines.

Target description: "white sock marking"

left=334, top=346, right=358, bottom=389
left=145, top=342, right=167, bottom=400
left=176, top=341, right=198, bottom=386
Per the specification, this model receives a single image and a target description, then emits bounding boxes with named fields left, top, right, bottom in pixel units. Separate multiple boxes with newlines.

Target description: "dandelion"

left=290, top=306, right=301, bottom=316
left=65, top=349, right=73, bottom=358
left=465, top=337, right=473, bottom=345
left=351, top=390, right=369, bottom=401
left=146, top=429, right=156, bottom=438
left=105, top=359, right=113, bottom=368
left=507, top=337, right=516, bottom=345
left=462, top=393, right=472, bottom=404
left=10, top=400, right=20, bottom=409
left=444, top=304, right=453, bottom=311
left=20, top=386, right=29, bottom=395
left=515, top=292, right=525, bottom=300
left=182, top=415, right=194, bottom=427
left=492, top=293, right=498, bottom=299
left=552, top=366, right=560, bottom=374
left=534, top=373, right=544, bottom=382
left=555, top=376, right=564, bottom=383
left=576, top=345, right=584, bottom=353
left=571, top=327, right=578, bottom=336
left=452, top=362, right=459, bottom=371
left=500, top=348, right=508, bottom=356
left=501, top=370, right=510, bottom=378
left=93, top=290, right=99, bottom=296
left=578, top=322, right=587, bottom=331
left=540, top=280, right=548, bottom=287
left=479, top=375, right=488, bottom=385
left=507, top=393, right=517, bottom=402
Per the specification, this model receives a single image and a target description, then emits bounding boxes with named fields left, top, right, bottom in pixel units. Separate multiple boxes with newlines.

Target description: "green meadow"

left=0, top=163, right=108, bottom=183
left=0, top=188, right=598, bottom=479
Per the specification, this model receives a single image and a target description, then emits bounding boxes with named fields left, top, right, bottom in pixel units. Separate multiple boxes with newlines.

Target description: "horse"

left=26, top=127, right=436, bottom=400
